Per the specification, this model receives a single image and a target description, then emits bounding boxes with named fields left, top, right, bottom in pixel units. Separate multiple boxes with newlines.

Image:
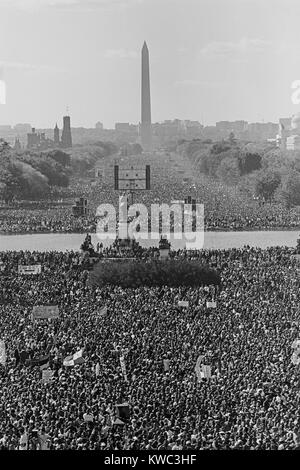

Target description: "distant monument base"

left=113, top=236, right=141, bottom=254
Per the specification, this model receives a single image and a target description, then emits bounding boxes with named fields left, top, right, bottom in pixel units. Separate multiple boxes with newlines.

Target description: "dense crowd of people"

left=0, top=151, right=299, bottom=234
left=0, top=242, right=300, bottom=450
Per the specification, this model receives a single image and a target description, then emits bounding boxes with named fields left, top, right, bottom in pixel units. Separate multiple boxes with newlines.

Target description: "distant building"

left=151, top=119, right=203, bottom=144
left=27, top=128, right=55, bottom=150
left=216, top=120, right=248, bottom=134
left=61, top=115, right=72, bottom=149
left=0, top=125, right=12, bottom=132
left=54, top=123, right=60, bottom=146
left=26, top=117, right=72, bottom=150
left=277, top=115, right=300, bottom=150
left=114, top=122, right=139, bottom=144
left=286, top=113, right=300, bottom=150
left=14, top=123, right=32, bottom=134
left=14, top=137, right=22, bottom=150
left=27, top=128, right=40, bottom=149
left=286, top=134, right=300, bottom=150
left=279, top=117, right=292, bottom=129
left=115, top=122, right=131, bottom=132
left=95, top=121, right=104, bottom=130
left=245, top=122, right=278, bottom=141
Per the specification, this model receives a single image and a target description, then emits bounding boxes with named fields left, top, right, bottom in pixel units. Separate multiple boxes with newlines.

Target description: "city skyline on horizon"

left=0, top=116, right=286, bottom=131
left=1, top=0, right=300, bottom=128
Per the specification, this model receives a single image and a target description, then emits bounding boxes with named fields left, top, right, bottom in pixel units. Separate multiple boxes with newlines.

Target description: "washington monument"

left=141, top=41, right=153, bottom=151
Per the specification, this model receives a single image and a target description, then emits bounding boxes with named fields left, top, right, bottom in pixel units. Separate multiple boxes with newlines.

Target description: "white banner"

left=32, top=305, right=59, bottom=320
left=42, top=369, right=54, bottom=384
left=206, top=301, right=217, bottom=308
left=291, top=339, right=300, bottom=365
left=195, top=355, right=204, bottom=382
left=178, top=301, right=189, bottom=308
left=63, top=349, right=84, bottom=367
left=18, top=265, right=41, bottom=275
left=83, top=413, right=94, bottom=422
left=201, top=364, right=212, bottom=380
left=0, top=340, right=6, bottom=366
left=291, top=352, right=300, bottom=365
left=120, top=355, right=128, bottom=382
left=99, top=306, right=107, bottom=316
left=291, top=339, right=300, bottom=350
left=19, top=431, right=28, bottom=451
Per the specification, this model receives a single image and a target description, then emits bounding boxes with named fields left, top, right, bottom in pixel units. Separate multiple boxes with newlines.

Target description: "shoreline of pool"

left=0, top=230, right=299, bottom=252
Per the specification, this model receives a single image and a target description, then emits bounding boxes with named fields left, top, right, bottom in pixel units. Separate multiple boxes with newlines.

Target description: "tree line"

left=180, top=136, right=300, bottom=208
left=0, top=139, right=118, bottom=203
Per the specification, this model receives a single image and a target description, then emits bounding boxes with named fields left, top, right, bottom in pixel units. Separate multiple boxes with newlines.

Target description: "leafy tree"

left=254, top=170, right=281, bottom=201
left=19, top=154, right=69, bottom=187
left=0, top=138, right=10, bottom=153
left=216, top=157, right=241, bottom=185
left=228, top=132, right=237, bottom=145
left=276, top=170, right=300, bottom=208
left=238, top=152, right=262, bottom=175
left=46, top=149, right=71, bottom=167
left=211, top=141, right=232, bottom=155
left=8, top=160, right=49, bottom=199
left=0, top=167, right=19, bottom=203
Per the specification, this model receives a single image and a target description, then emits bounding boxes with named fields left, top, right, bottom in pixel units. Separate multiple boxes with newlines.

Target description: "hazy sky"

left=1, top=0, right=300, bottom=128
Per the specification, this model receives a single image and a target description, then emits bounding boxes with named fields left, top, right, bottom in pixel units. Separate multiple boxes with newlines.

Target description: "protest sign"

left=195, top=355, right=204, bottom=382
left=201, top=364, right=212, bottom=379
left=83, top=413, right=94, bottom=422
left=291, top=339, right=300, bottom=364
left=0, top=340, right=6, bottom=366
left=18, top=265, right=41, bottom=275
left=120, top=355, right=128, bottom=382
left=291, top=352, right=300, bottom=365
left=291, top=339, right=300, bottom=350
left=19, top=431, right=28, bottom=450
left=206, top=301, right=217, bottom=308
left=178, top=301, right=189, bottom=308
left=27, top=355, right=49, bottom=368
left=42, top=369, right=54, bottom=384
left=32, top=305, right=59, bottom=320
left=63, top=349, right=84, bottom=367
left=99, top=306, right=107, bottom=316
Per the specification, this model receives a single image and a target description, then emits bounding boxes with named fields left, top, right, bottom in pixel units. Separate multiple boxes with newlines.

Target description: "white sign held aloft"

left=18, top=265, right=42, bottom=275
left=206, top=301, right=217, bottom=309
left=178, top=301, right=189, bottom=308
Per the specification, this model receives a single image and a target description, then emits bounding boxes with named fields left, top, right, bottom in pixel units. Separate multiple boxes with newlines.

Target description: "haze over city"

left=1, top=0, right=300, bottom=128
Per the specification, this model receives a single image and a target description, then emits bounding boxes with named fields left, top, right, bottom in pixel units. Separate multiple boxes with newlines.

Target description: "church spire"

left=54, top=122, right=60, bottom=145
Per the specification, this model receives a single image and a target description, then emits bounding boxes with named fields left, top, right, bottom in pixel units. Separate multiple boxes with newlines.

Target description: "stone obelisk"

left=141, top=41, right=152, bottom=151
